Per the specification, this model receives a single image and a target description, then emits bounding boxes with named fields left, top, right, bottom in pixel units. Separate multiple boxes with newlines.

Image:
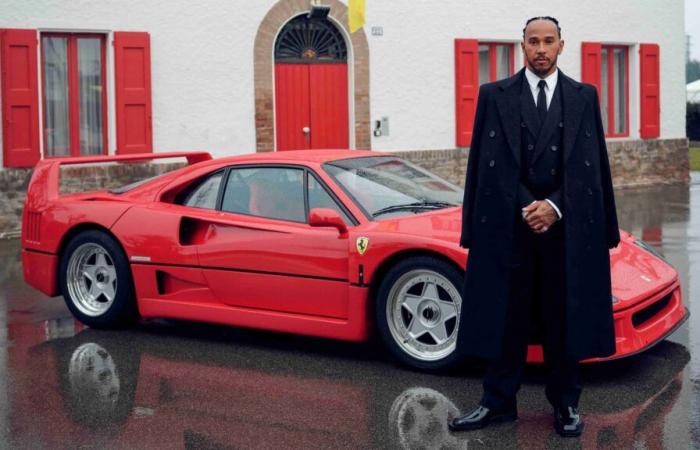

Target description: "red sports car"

left=21, top=150, right=689, bottom=370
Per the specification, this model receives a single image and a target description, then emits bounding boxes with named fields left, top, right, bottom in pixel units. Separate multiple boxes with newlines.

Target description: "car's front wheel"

left=59, top=230, right=137, bottom=328
left=375, top=256, right=464, bottom=371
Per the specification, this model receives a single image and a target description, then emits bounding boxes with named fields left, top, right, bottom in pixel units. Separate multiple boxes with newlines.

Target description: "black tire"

left=375, top=256, right=465, bottom=372
left=59, top=230, right=138, bottom=328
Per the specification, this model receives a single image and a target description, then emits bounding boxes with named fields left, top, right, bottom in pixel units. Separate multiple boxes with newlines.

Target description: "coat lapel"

left=495, top=68, right=525, bottom=167
left=560, top=70, right=586, bottom=165
left=530, top=81, right=562, bottom=166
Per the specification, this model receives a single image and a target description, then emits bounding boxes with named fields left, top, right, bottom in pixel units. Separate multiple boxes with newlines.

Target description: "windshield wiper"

left=372, top=201, right=457, bottom=218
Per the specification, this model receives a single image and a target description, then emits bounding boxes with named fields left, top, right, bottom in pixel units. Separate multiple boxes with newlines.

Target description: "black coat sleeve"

left=591, top=87, right=621, bottom=249
left=460, top=87, right=489, bottom=248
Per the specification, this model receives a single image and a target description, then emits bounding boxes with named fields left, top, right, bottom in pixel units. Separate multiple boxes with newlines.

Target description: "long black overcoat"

left=457, top=68, right=621, bottom=361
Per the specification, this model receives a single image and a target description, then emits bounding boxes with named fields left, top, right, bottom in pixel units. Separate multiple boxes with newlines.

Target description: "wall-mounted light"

left=308, top=0, right=330, bottom=19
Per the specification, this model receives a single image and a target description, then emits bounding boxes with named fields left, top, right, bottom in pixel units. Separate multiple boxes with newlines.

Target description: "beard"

left=528, top=54, right=558, bottom=77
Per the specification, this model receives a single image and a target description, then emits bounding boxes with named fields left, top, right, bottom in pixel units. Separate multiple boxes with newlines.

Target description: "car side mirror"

left=309, top=208, right=348, bottom=238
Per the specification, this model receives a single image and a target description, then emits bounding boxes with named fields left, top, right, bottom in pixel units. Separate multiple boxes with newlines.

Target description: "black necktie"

left=537, top=79, right=548, bottom=123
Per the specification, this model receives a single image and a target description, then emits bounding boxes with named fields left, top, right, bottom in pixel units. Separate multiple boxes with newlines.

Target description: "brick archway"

left=253, top=0, right=370, bottom=152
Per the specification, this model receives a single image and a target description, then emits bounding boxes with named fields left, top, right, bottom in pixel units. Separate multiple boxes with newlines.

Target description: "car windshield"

left=323, top=156, right=463, bottom=219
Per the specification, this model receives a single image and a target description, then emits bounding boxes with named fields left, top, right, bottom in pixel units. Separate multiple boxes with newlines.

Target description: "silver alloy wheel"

left=66, top=243, right=118, bottom=317
left=386, top=269, right=461, bottom=362
left=69, top=342, right=120, bottom=406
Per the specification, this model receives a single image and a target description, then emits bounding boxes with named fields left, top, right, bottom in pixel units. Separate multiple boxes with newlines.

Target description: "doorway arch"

left=253, top=0, right=370, bottom=152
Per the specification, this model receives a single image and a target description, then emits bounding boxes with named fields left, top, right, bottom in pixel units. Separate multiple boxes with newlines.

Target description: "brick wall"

left=0, top=138, right=690, bottom=239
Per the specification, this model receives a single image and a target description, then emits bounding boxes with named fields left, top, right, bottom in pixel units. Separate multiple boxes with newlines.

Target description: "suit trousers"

left=481, top=215, right=581, bottom=411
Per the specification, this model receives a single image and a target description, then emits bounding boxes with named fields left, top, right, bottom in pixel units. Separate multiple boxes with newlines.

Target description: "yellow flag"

left=349, top=0, right=365, bottom=33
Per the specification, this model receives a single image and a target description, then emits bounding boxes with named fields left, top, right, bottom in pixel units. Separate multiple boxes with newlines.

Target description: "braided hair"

left=523, top=16, right=561, bottom=38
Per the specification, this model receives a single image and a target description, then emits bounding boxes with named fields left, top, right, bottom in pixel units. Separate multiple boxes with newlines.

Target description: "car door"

left=192, top=165, right=353, bottom=319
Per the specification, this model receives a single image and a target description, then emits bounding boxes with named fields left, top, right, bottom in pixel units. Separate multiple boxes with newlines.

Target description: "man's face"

left=521, top=19, right=564, bottom=77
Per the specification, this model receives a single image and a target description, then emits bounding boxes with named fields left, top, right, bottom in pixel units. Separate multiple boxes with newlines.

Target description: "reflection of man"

left=451, top=16, right=620, bottom=437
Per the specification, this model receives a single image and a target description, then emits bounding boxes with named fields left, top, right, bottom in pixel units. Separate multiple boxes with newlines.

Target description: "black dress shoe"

left=449, top=405, right=518, bottom=432
left=554, top=406, right=584, bottom=437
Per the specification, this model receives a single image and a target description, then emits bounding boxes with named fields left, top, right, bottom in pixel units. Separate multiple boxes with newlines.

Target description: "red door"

left=275, top=63, right=349, bottom=151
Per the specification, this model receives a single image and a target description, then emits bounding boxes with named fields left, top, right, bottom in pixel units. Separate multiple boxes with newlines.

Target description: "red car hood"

left=369, top=208, right=677, bottom=307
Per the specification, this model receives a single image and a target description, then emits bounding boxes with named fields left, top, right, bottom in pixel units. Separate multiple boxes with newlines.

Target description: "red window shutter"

left=454, top=39, right=479, bottom=147
left=114, top=31, right=153, bottom=154
left=639, top=43, right=660, bottom=139
left=581, top=42, right=602, bottom=97
left=1, top=29, right=40, bottom=168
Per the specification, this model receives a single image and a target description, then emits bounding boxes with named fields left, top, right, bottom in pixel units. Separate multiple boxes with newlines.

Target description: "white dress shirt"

left=523, top=67, right=563, bottom=221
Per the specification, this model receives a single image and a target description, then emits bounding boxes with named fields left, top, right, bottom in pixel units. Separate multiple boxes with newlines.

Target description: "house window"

left=41, top=33, right=107, bottom=157
left=478, top=43, right=515, bottom=85
left=600, top=45, right=629, bottom=137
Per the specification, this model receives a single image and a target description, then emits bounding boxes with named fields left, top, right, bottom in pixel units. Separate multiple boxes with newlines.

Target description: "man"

left=449, top=16, right=620, bottom=437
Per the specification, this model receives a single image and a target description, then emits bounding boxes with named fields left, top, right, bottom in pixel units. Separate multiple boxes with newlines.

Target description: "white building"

left=0, top=0, right=689, bottom=236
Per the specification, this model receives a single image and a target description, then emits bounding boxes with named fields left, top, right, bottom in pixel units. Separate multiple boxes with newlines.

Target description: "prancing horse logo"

left=356, top=237, right=369, bottom=255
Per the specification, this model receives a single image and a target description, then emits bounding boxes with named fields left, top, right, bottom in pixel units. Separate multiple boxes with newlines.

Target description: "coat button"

left=550, top=145, right=558, bottom=151
left=481, top=216, right=487, bottom=223
left=584, top=160, right=591, bottom=167
left=585, top=130, right=592, bottom=137
left=529, top=168, right=535, bottom=175
left=521, top=122, right=527, bottom=128
left=551, top=168, right=557, bottom=175
left=527, top=144, right=534, bottom=150
left=558, top=121, right=564, bottom=128
left=484, top=188, right=492, bottom=196
left=489, top=130, right=496, bottom=138
left=589, top=217, right=595, bottom=223
left=489, top=159, right=495, bottom=167
left=587, top=187, right=593, bottom=195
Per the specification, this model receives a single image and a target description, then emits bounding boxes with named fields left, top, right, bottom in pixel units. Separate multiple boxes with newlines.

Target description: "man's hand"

left=522, top=200, right=558, bottom=233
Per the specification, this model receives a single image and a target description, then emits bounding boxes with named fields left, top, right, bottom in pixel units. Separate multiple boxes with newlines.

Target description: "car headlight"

left=633, top=239, right=667, bottom=262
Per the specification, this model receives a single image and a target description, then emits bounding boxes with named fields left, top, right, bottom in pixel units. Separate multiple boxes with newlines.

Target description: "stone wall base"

left=0, top=138, right=689, bottom=239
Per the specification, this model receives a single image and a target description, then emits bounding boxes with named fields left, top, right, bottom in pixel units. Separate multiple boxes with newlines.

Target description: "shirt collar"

left=525, top=66, right=559, bottom=92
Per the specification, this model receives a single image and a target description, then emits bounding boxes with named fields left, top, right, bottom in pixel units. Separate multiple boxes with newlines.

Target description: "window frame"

left=213, top=163, right=358, bottom=226
left=478, top=42, right=515, bottom=85
left=601, top=44, right=630, bottom=138
left=39, top=32, right=108, bottom=158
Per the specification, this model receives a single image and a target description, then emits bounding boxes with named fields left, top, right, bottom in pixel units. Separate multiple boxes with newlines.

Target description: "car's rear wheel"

left=59, top=230, right=137, bottom=328
left=375, top=256, right=464, bottom=371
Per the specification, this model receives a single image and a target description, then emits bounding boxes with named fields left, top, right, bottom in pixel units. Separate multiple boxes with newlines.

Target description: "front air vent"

left=632, top=292, right=673, bottom=328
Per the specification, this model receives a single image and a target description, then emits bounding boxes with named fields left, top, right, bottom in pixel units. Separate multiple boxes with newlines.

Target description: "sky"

left=687, top=0, right=700, bottom=61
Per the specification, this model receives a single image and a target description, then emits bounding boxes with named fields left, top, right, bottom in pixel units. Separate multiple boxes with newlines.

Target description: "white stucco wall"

left=0, top=0, right=687, bottom=166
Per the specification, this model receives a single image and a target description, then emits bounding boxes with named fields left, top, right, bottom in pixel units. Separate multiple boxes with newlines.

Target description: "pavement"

left=0, top=173, right=699, bottom=449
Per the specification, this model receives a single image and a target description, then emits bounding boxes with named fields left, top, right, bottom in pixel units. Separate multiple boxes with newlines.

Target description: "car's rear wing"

left=25, top=151, right=212, bottom=209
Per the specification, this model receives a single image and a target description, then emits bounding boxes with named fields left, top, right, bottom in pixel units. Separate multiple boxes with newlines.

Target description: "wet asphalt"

left=1, top=174, right=699, bottom=450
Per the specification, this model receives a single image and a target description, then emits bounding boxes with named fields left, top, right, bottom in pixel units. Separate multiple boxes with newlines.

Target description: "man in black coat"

left=449, top=17, right=620, bottom=437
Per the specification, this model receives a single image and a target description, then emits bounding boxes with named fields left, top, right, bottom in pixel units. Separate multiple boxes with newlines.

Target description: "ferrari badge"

left=356, top=237, right=370, bottom=255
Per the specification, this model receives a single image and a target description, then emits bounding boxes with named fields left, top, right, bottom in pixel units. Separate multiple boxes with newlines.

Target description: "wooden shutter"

left=114, top=32, right=152, bottom=154
left=639, top=43, right=660, bottom=139
left=581, top=42, right=602, bottom=97
left=454, top=39, right=479, bottom=147
left=1, top=29, right=40, bottom=167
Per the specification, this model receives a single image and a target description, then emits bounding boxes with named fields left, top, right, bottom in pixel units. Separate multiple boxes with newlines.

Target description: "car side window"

left=178, top=171, right=223, bottom=209
left=221, top=167, right=305, bottom=223
left=308, top=174, right=352, bottom=224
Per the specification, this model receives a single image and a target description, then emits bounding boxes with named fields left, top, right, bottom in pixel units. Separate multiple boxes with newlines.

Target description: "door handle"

left=302, top=126, right=310, bottom=135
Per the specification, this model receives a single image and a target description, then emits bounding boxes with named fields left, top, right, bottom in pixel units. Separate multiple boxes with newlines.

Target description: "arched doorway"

left=274, top=14, right=349, bottom=151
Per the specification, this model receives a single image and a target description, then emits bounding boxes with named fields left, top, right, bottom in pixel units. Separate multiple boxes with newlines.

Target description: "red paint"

left=581, top=42, right=602, bottom=95
left=454, top=39, right=479, bottom=147
left=274, top=63, right=348, bottom=151
left=114, top=32, right=153, bottom=154
left=0, top=28, right=41, bottom=168
left=640, top=43, right=660, bottom=139
left=21, top=149, right=688, bottom=364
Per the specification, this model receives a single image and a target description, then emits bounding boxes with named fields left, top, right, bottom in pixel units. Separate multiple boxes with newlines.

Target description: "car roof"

left=209, top=149, right=393, bottom=166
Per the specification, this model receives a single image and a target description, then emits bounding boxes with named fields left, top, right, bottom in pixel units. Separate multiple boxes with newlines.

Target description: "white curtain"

left=614, top=48, right=627, bottom=134
left=42, top=37, right=70, bottom=156
left=496, top=45, right=511, bottom=80
left=77, top=38, right=103, bottom=155
left=601, top=49, right=609, bottom=134
left=478, top=45, right=489, bottom=86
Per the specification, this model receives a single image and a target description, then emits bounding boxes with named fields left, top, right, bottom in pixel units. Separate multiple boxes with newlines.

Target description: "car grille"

left=632, top=292, right=673, bottom=328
